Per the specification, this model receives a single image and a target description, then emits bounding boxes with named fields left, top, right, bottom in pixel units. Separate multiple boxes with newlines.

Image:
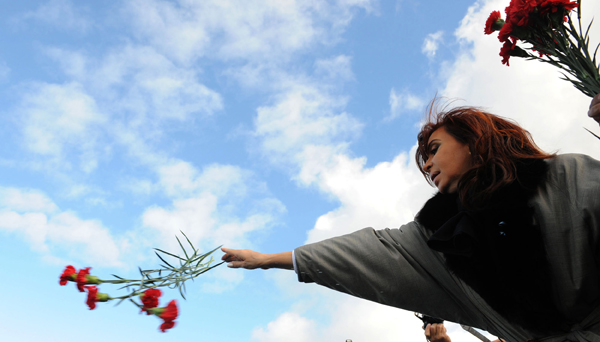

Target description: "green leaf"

left=129, top=298, right=142, bottom=308
left=176, top=236, right=190, bottom=259
left=179, top=284, right=186, bottom=300
left=584, top=127, right=600, bottom=140
left=155, top=251, right=174, bottom=268
left=180, top=230, right=196, bottom=252
left=154, top=248, right=186, bottom=261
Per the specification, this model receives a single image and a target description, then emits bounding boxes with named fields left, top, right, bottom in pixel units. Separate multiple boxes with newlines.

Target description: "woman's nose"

left=424, top=159, right=432, bottom=173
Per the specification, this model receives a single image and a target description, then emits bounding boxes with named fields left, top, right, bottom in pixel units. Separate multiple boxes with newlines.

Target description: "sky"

left=1, top=0, right=599, bottom=341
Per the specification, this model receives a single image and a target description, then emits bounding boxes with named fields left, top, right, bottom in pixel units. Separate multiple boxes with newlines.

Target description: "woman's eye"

left=430, top=146, right=438, bottom=155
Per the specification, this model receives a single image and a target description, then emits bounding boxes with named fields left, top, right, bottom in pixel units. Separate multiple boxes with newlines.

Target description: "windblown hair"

left=416, top=101, right=556, bottom=208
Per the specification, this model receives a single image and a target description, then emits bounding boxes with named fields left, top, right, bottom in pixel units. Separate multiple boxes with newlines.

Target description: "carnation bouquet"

left=59, top=231, right=222, bottom=332
left=484, top=0, right=600, bottom=98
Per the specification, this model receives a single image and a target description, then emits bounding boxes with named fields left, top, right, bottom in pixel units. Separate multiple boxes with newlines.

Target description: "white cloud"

left=306, top=147, right=433, bottom=243
left=314, top=55, right=354, bottom=82
left=47, top=46, right=224, bottom=122
left=156, top=161, right=250, bottom=199
left=19, top=0, right=91, bottom=32
left=142, top=194, right=218, bottom=247
left=124, top=0, right=375, bottom=65
left=29, top=44, right=225, bottom=177
left=0, top=187, right=123, bottom=267
left=120, top=178, right=155, bottom=196
left=17, top=81, right=105, bottom=172
left=0, top=187, right=58, bottom=213
left=422, top=30, right=444, bottom=59
left=387, top=87, right=425, bottom=121
left=252, top=312, right=318, bottom=342
left=143, top=161, right=285, bottom=249
left=120, top=0, right=374, bottom=102
left=254, top=85, right=363, bottom=175
left=27, top=0, right=372, bottom=181
left=252, top=289, right=497, bottom=342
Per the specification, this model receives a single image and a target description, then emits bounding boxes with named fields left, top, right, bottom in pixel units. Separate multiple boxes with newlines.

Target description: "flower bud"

left=96, top=292, right=111, bottom=302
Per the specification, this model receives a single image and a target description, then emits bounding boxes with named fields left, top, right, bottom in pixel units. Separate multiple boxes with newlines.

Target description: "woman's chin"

left=436, top=183, right=457, bottom=194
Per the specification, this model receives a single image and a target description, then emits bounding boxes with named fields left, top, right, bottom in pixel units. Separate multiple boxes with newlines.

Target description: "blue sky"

left=1, top=0, right=599, bottom=341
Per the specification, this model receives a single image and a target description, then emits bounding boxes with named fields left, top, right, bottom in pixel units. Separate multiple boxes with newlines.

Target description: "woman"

left=222, top=96, right=600, bottom=341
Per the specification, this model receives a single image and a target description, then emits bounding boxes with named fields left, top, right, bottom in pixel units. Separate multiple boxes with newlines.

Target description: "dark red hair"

left=416, top=101, right=555, bottom=207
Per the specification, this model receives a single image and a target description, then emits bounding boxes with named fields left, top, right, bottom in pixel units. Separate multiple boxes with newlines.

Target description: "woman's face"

left=423, top=127, right=473, bottom=194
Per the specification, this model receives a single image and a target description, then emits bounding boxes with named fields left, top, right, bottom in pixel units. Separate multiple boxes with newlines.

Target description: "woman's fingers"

left=220, top=248, right=264, bottom=269
left=221, top=248, right=246, bottom=268
left=425, top=323, right=432, bottom=336
left=425, top=323, right=450, bottom=342
left=221, top=247, right=241, bottom=262
left=588, top=94, right=600, bottom=125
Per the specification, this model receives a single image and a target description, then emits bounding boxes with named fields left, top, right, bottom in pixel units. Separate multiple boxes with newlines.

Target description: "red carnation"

left=76, top=267, right=91, bottom=292
left=500, top=39, right=517, bottom=66
left=84, top=286, right=110, bottom=310
left=539, top=0, right=578, bottom=13
left=86, top=286, right=99, bottom=310
left=59, top=265, right=76, bottom=286
left=498, top=21, right=514, bottom=43
left=152, top=300, right=178, bottom=332
left=504, top=0, right=539, bottom=29
left=485, top=11, right=503, bottom=35
left=140, top=288, right=162, bottom=315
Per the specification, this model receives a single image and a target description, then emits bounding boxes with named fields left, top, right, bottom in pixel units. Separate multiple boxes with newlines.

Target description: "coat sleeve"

left=533, top=154, right=600, bottom=320
left=294, top=223, right=488, bottom=328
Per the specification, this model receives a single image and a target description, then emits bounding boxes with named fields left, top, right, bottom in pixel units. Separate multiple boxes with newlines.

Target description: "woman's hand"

left=425, top=323, right=451, bottom=342
left=221, top=248, right=293, bottom=270
left=588, top=94, right=600, bottom=125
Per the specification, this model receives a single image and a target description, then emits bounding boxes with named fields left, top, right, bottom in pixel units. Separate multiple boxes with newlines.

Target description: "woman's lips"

left=431, top=172, right=440, bottom=184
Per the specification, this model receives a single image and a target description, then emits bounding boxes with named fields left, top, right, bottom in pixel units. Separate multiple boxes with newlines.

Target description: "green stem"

left=520, top=8, right=600, bottom=97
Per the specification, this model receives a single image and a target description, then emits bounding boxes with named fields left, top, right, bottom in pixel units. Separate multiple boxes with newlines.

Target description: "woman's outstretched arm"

left=221, top=248, right=294, bottom=270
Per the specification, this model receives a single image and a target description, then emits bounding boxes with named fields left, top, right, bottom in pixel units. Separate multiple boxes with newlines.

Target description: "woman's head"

left=416, top=102, right=555, bottom=207
left=422, top=126, right=473, bottom=194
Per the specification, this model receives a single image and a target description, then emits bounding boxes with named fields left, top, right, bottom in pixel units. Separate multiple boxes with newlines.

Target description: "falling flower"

left=59, top=265, right=77, bottom=286
left=86, top=286, right=99, bottom=310
left=56, top=234, right=224, bottom=332
left=147, top=300, right=179, bottom=332
left=140, top=288, right=162, bottom=315
left=158, top=300, right=178, bottom=332
left=85, top=286, right=110, bottom=310
left=76, top=267, right=91, bottom=292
